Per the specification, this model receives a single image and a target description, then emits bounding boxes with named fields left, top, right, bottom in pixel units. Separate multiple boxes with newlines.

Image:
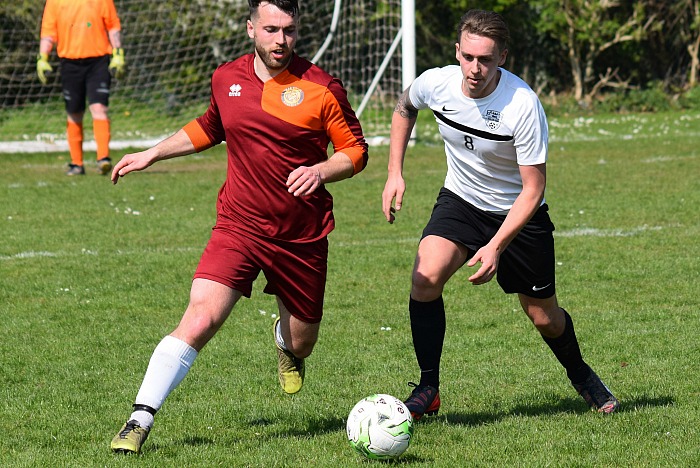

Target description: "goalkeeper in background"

left=37, top=0, right=125, bottom=176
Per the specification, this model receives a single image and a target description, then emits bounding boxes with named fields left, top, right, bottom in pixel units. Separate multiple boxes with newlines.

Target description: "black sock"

left=541, top=309, right=591, bottom=384
left=409, top=296, right=446, bottom=389
left=132, top=404, right=157, bottom=415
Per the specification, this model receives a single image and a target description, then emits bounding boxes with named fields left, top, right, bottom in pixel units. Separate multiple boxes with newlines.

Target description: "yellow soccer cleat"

left=274, top=318, right=305, bottom=394
left=110, top=420, right=150, bottom=454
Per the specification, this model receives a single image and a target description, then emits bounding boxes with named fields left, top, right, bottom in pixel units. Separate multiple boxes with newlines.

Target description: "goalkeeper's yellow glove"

left=36, top=53, right=53, bottom=85
left=109, top=48, right=125, bottom=78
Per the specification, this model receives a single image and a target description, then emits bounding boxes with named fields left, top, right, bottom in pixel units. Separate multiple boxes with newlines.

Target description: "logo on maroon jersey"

left=228, top=84, right=242, bottom=97
left=281, top=86, right=304, bottom=107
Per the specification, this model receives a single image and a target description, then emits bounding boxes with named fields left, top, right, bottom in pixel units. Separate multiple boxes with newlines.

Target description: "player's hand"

left=466, top=244, right=500, bottom=285
left=287, top=165, right=322, bottom=197
left=109, top=48, right=125, bottom=78
left=36, top=53, right=52, bottom=84
left=111, top=150, right=155, bottom=184
left=381, top=175, right=406, bottom=223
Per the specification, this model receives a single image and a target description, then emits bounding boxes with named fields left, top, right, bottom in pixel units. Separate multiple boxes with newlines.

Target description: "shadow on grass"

left=440, top=394, right=675, bottom=426
left=144, top=395, right=673, bottom=461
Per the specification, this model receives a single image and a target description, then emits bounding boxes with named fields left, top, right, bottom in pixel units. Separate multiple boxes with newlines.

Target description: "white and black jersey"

left=409, top=66, right=548, bottom=212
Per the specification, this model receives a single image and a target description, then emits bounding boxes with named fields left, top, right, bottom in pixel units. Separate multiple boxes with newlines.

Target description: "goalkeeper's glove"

left=36, top=53, right=53, bottom=84
left=109, top=48, right=125, bottom=78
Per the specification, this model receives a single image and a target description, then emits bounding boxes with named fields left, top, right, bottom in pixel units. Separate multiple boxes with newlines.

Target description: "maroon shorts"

left=194, top=227, right=328, bottom=323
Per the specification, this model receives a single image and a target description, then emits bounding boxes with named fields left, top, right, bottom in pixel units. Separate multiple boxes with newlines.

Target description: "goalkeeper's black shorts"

left=60, top=55, right=111, bottom=113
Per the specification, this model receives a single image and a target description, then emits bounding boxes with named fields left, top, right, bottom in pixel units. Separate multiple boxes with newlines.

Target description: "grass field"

left=1, top=111, right=699, bottom=467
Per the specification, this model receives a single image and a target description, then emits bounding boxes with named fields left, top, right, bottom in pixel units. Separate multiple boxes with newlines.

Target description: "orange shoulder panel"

left=260, top=71, right=326, bottom=130
left=261, top=71, right=367, bottom=175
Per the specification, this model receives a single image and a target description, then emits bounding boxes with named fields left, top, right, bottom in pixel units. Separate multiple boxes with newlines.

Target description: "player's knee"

left=527, top=307, right=564, bottom=337
left=411, top=270, right=443, bottom=301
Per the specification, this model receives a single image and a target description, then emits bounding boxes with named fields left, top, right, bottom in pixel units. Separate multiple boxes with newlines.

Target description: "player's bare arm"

left=467, top=163, right=546, bottom=285
left=39, top=36, right=54, bottom=55
left=111, top=129, right=195, bottom=184
left=286, top=152, right=354, bottom=197
left=382, top=87, right=418, bottom=223
left=394, top=87, right=418, bottom=120
left=108, top=29, right=122, bottom=48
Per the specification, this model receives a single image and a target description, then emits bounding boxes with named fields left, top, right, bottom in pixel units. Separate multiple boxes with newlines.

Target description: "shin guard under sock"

left=541, top=309, right=590, bottom=384
left=409, top=296, right=446, bottom=389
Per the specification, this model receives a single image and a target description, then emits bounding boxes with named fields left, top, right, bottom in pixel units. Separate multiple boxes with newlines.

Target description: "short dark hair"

left=456, top=10, right=510, bottom=52
left=248, top=0, right=299, bottom=19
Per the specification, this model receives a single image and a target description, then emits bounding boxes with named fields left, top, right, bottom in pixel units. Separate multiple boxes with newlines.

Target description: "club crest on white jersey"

left=483, top=109, right=502, bottom=131
left=228, top=84, right=242, bottom=97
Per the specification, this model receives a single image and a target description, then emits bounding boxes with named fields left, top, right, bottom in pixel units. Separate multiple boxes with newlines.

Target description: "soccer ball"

left=346, top=394, right=414, bottom=460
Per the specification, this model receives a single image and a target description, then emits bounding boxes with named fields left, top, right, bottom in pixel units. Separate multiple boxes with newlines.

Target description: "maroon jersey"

left=184, top=53, right=368, bottom=243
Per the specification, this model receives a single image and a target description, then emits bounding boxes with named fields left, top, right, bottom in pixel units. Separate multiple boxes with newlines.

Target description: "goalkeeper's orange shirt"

left=40, top=0, right=121, bottom=59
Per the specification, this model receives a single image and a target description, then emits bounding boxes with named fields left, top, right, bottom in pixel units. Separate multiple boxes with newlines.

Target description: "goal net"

left=0, top=0, right=402, bottom=151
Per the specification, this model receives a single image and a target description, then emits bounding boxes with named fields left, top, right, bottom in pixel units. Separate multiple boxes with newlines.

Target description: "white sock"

left=275, top=320, right=287, bottom=351
left=131, top=335, right=198, bottom=428
left=129, top=410, right=155, bottom=429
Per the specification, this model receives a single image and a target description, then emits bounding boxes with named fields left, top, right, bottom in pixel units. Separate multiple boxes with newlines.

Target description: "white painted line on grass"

left=2, top=225, right=675, bottom=261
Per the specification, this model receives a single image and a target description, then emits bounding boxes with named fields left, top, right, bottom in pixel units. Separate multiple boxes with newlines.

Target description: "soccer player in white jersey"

left=381, top=9, right=619, bottom=419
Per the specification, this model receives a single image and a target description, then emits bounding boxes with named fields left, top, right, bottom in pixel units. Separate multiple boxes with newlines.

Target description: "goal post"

left=0, top=0, right=411, bottom=151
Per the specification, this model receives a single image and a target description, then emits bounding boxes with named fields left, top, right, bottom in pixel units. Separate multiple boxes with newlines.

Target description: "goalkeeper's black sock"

left=409, top=296, right=446, bottom=389
left=541, top=309, right=591, bottom=384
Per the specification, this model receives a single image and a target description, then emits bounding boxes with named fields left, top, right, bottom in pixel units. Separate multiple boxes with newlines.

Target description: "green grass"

left=1, top=110, right=699, bottom=466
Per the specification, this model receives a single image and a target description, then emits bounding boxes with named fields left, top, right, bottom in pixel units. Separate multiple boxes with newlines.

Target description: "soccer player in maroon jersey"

left=110, top=0, right=367, bottom=454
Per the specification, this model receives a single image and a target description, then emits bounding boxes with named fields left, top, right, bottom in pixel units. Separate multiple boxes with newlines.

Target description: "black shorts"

left=422, top=187, right=557, bottom=298
left=60, top=55, right=111, bottom=114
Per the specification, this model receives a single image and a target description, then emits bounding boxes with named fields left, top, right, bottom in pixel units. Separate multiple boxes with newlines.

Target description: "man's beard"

left=255, top=43, right=293, bottom=71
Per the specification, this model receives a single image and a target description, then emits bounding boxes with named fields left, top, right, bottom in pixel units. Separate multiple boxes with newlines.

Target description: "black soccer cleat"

left=404, top=382, right=441, bottom=420
left=572, top=367, right=619, bottom=414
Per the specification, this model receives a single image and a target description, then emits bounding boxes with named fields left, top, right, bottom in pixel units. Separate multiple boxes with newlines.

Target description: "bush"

left=595, top=83, right=676, bottom=113
left=678, top=85, right=700, bottom=109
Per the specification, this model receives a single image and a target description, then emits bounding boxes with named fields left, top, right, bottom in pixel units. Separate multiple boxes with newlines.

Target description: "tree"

left=532, top=0, right=656, bottom=103
left=671, top=0, right=700, bottom=88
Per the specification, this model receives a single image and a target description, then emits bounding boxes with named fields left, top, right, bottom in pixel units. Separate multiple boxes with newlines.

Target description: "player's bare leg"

left=111, top=279, right=241, bottom=454
left=273, top=298, right=319, bottom=394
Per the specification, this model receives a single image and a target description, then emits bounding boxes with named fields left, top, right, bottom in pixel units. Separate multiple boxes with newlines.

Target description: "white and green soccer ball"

left=346, top=394, right=414, bottom=460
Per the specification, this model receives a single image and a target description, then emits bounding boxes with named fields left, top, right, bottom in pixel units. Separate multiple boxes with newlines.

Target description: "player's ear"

left=499, top=48, right=508, bottom=66
left=455, top=43, right=460, bottom=63
left=246, top=19, right=254, bottom=39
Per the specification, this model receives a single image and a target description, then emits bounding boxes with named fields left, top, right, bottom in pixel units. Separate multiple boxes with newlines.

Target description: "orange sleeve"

left=104, top=0, right=121, bottom=31
left=322, top=91, right=368, bottom=176
left=182, top=119, right=214, bottom=153
left=39, top=0, right=58, bottom=40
